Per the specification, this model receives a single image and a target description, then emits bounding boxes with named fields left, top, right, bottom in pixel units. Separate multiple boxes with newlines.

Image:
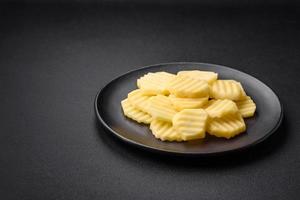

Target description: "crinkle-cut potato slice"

left=235, top=96, right=256, bottom=118
left=121, top=98, right=152, bottom=124
left=237, top=82, right=247, bottom=98
left=173, top=109, right=208, bottom=141
left=167, top=75, right=209, bottom=98
left=210, top=80, right=246, bottom=100
left=150, top=119, right=183, bottom=141
left=205, top=99, right=239, bottom=118
left=169, top=95, right=208, bottom=111
left=207, top=114, right=246, bottom=139
left=127, top=89, right=151, bottom=113
left=177, top=70, right=218, bottom=84
left=145, top=95, right=177, bottom=122
left=137, top=72, right=175, bottom=95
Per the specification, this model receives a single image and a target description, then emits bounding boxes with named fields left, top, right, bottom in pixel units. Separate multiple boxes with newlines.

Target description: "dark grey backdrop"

left=0, top=2, right=299, bottom=200
left=1, top=0, right=300, bottom=5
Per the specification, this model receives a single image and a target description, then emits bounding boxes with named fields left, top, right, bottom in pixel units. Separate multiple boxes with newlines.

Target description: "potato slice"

left=207, top=114, right=246, bottom=139
left=121, top=98, right=152, bottom=124
left=128, top=89, right=151, bottom=113
left=145, top=95, right=177, bottom=122
left=169, top=95, right=208, bottom=111
left=150, top=119, right=182, bottom=141
left=210, top=80, right=246, bottom=100
left=137, top=72, right=175, bottom=95
left=235, top=96, right=256, bottom=118
left=173, top=109, right=208, bottom=140
left=205, top=99, right=239, bottom=118
left=167, top=75, right=209, bottom=98
left=237, top=82, right=247, bottom=97
left=177, top=70, right=218, bottom=84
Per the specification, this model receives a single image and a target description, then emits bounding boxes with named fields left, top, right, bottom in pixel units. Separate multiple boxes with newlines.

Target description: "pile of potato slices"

left=121, top=70, right=256, bottom=142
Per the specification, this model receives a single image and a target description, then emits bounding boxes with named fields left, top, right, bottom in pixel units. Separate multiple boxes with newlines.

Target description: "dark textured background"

left=0, top=2, right=299, bottom=200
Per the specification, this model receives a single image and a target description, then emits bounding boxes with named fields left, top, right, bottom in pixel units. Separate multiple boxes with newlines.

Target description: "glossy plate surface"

left=95, top=62, right=283, bottom=155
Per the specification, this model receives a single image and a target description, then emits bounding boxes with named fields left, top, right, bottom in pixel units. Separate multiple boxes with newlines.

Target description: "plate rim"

left=94, top=62, right=284, bottom=156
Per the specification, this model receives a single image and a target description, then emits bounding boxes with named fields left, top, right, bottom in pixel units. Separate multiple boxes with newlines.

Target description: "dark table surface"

left=1, top=3, right=299, bottom=200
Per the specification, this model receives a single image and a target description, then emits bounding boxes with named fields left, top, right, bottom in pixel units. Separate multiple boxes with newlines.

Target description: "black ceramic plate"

left=95, top=62, right=283, bottom=156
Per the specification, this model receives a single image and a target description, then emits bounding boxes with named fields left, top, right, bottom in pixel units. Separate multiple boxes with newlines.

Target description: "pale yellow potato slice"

left=127, top=89, right=151, bottom=113
left=150, top=119, right=182, bottom=141
left=144, top=95, right=177, bottom=122
left=210, top=80, right=246, bottom=100
left=121, top=98, right=152, bottom=124
left=205, top=99, right=239, bottom=118
left=237, top=82, right=247, bottom=98
left=169, top=95, right=208, bottom=111
left=173, top=109, right=208, bottom=141
left=177, top=70, right=218, bottom=84
left=235, top=96, right=256, bottom=118
left=137, top=72, right=175, bottom=95
left=207, top=113, right=246, bottom=139
left=167, top=75, right=209, bottom=98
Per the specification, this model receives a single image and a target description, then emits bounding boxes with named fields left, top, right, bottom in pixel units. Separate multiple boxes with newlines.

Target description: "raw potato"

left=235, top=96, right=256, bottom=118
left=128, top=89, right=151, bottom=113
left=177, top=70, right=218, bottom=84
left=205, top=99, right=239, bottom=118
left=173, top=109, right=208, bottom=141
left=145, top=95, right=177, bottom=122
left=121, top=70, right=256, bottom=142
left=169, top=95, right=208, bottom=111
left=121, top=99, right=152, bottom=124
left=137, top=72, right=175, bottom=95
left=207, top=114, right=246, bottom=139
left=237, top=82, right=247, bottom=97
left=150, top=119, right=182, bottom=141
left=167, top=75, right=209, bottom=98
left=210, top=80, right=246, bottom=100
